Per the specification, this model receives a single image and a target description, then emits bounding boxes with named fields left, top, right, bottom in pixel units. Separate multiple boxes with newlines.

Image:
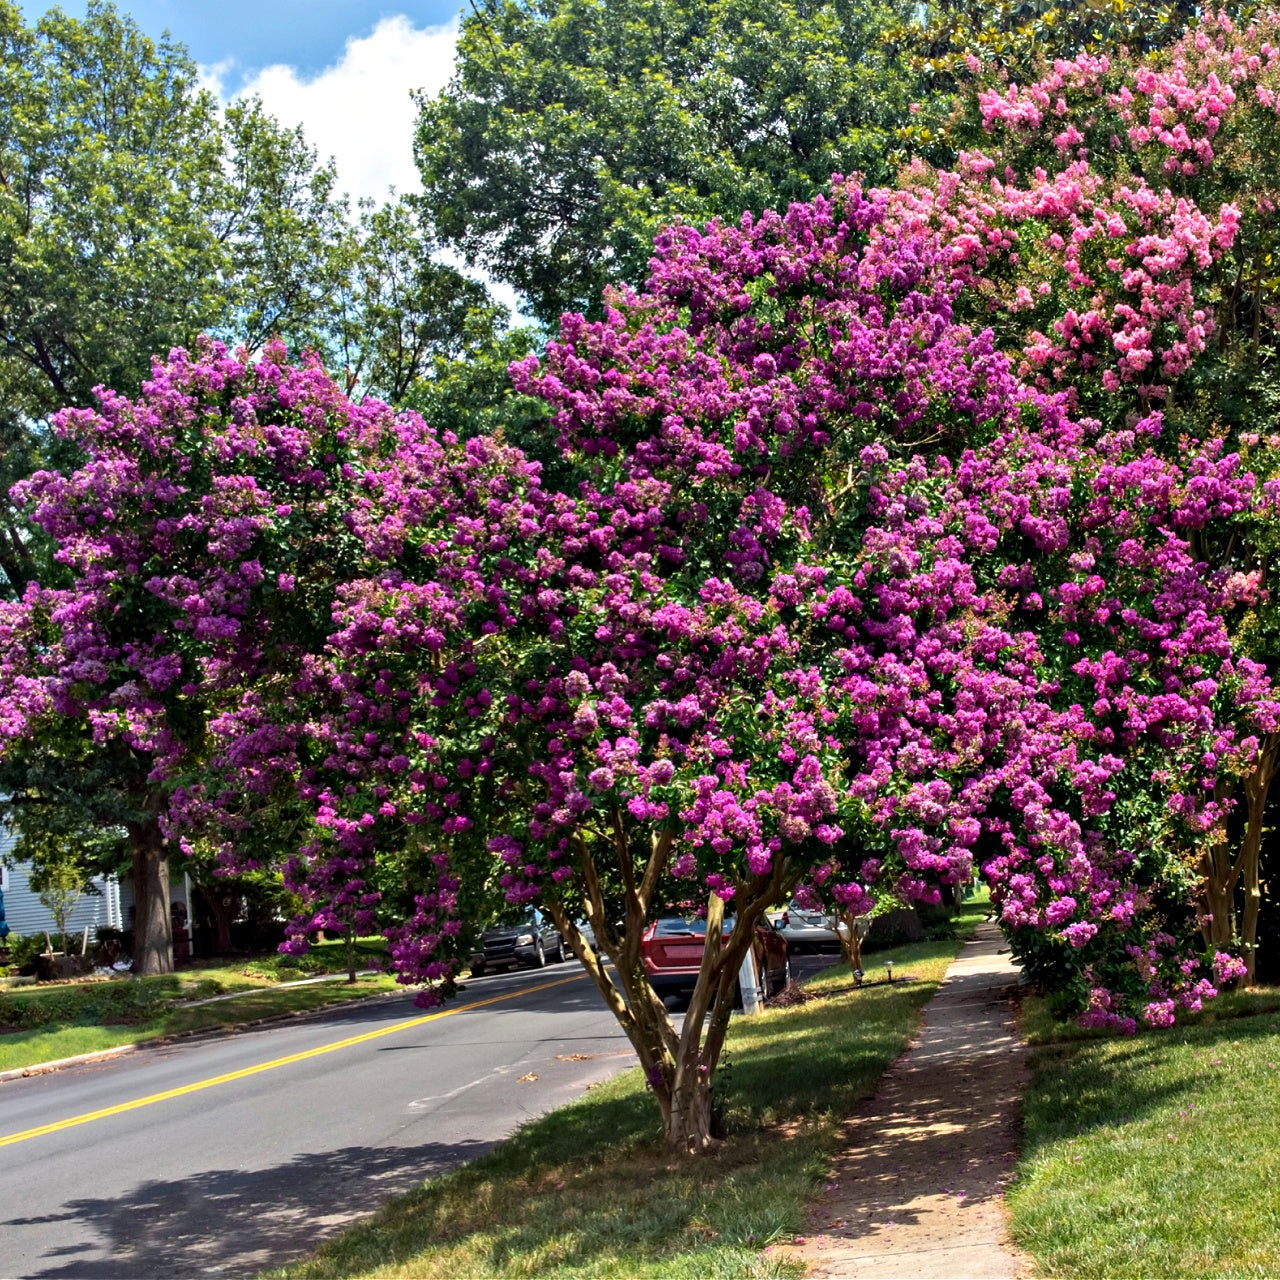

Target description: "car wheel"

left=555, top=936, right=567, bottom=963
left=780, top=954, right=792, bottom=992
left=535, top=937, right=546, bottom=967
left=471, top=961, right=486, bottom=977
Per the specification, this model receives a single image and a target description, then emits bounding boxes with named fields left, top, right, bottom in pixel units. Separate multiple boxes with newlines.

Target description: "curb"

left=0, top=981, right=405, bottom=1085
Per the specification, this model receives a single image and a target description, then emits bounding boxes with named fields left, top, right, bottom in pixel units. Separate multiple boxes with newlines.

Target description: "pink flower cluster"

left=881, top=154, right=1237, bottom=404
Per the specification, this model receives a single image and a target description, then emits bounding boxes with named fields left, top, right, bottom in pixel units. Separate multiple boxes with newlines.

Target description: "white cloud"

left=227, top=14, right=460, bottom=205
left=204, top=15, right=525, bottom=318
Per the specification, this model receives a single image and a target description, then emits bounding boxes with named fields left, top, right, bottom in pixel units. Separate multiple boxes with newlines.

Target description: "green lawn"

left=1009, top=997, right=1280, bottom=1278
left=264, top=902, right=985, bottom=1280
left=0, top=938, right=398, bottom=1074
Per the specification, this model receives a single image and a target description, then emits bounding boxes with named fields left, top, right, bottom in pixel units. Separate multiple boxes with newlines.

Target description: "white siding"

left=1, top=823, right=122, bottom=942
left=1, top=820, right=190, bottom=945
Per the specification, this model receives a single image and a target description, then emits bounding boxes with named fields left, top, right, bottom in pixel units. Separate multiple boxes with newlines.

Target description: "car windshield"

left=653, top=917, right=736, bottom=936
left=486, top=908, right=537, bottom=930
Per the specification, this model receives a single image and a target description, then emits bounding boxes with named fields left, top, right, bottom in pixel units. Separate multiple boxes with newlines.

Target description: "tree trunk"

left=1240, top=735, right=1279, bottom=982
left=1200, top=779, right=1238, bottom=949
left=552, top=820, right=793, bottom=1155
left=839, top=911, right=865, bottom=979
left=201, top=884, right=238, bottom=954
left=129, top=818, right=172, bottom=975
left=1197, top=737, right=1279, bottom=983
left=665, top=1053, right=716, bottom=1154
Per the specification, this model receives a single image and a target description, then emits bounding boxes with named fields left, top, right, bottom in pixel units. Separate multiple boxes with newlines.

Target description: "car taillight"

left=781, top=912, right=790, bottom=927
left=641, top=922, right=657, bottom=942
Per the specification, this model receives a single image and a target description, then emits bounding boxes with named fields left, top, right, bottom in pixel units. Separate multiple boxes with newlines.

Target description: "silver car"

left=765, top=902, right=840, bottom=952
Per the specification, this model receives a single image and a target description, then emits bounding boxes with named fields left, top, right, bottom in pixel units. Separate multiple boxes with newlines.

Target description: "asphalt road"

left=0, top=960, right=634, bottom=1279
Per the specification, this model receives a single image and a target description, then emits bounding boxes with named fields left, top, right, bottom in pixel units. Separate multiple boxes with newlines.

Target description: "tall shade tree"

left=328, top=196, right=502, bottom=406
left=217, top=97, right=355, bottom=363
left=0, top=0, right=227, bottom=596
left=0, top=1, right=415, bottom=598
left=414, top=0, right=926, bottom=324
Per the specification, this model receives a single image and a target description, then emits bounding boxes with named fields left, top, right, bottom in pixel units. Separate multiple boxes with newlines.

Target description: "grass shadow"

left=1009, top=1008, right=1280, bottom=1278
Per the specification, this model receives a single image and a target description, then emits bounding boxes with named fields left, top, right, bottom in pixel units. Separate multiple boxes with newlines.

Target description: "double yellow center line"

left=0, top=971, right=585, bottom=1149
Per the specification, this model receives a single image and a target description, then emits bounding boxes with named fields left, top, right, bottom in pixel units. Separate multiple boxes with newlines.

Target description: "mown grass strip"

left=0, top=974, right=399, bottom=1075
left=264, top=903, right=985, bottom=1280
left=1009, top=999, right=1280, bottom=1278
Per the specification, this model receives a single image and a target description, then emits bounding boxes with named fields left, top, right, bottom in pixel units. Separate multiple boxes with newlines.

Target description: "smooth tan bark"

left=1198, top=734, right=1280, bottom=981
left=554, top=814, right=793, bottom=1153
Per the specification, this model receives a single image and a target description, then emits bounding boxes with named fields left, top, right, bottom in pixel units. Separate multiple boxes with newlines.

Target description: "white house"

left=0, top=821, right=127, bottom=941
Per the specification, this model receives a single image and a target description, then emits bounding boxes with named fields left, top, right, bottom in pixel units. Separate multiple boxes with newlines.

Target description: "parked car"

left=470, top=907, right=568, bottom=975
left=765, top=901, right=841, bottom=953
left=640, top=915, right=790, bottom=1004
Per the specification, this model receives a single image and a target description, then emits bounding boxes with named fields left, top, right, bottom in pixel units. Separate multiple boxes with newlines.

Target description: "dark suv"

left=470, top=907, right=568, bottom=975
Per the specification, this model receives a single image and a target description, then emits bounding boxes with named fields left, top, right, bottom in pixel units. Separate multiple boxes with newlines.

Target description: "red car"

left=641, top=915, right=791, bottom=1004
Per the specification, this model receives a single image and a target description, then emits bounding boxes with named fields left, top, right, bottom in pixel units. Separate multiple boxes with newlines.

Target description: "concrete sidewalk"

left=788, top=920, right=1031, bottom=1279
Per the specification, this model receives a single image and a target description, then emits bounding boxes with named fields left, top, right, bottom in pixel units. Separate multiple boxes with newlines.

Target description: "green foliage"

left=415, top=0, right=929, bottom=323
left=30, top=854, right=93, bottom=953
left=0, top=716, right=153, bottom=893
left=216, top=96, right=354, bottom=362
left=330, top=197, right=502, bottom=406
left=907, top=0, right=1204, bottom=105
left=0, top=1, right=225, bottom=424
left=7, top=803, right=127, bottom=880
left=2, top=933, right=49, bottom=972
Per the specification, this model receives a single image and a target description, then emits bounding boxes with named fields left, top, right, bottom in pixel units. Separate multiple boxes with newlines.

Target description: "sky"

left=19, top=2, right=468, bottom=204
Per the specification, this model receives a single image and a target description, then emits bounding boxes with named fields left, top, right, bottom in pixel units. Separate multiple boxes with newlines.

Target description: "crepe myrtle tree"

left=0, top=339, right=426, bottom=972
left=223, top=181, right=1279, bottom=1153
left=877, top=10, right=1280, bottom=976
left=509, top=182, right=1277, bottom=1030
left=242, top=188, right=1013, bottom=1149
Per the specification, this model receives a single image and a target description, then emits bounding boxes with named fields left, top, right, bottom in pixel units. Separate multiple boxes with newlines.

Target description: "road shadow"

left=5, top=1136, right=491, bottom=1278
